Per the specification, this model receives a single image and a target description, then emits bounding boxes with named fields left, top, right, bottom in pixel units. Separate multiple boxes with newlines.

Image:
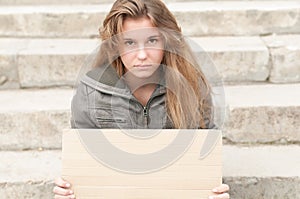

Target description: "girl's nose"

left=137, top=47, right=147, bottom=60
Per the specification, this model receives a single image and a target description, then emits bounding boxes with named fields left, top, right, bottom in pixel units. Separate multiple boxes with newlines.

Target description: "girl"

left=54, top=0, right=229, bottom=198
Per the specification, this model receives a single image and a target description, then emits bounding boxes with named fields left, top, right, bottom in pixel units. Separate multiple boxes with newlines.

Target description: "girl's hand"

left=53, top=178, right=229, bottom=199
left=209, top=184, right=230, bottom=199
left=53, top=177, right=76, bottom=199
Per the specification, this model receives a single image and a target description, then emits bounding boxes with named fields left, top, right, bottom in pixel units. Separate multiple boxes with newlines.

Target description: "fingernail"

left=212, top=188, right=218, bottom=192
left=70, top=195, right=75, bottom=199
left=69, top=190, right=73, bottom=194
left=208, top=196, right=214, bottom=199
left=66, top=183, right=71, bottom=187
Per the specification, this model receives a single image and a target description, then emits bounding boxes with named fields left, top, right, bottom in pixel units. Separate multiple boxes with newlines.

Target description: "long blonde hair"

left=96, top=0, right=213, bottom=129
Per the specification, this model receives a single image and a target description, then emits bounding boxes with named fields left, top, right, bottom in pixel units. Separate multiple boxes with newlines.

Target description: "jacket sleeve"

left=70, top=82, right=97, bottom=128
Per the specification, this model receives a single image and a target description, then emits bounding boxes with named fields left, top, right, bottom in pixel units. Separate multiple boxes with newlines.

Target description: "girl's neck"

left=132, top=83, right=157, bottom=106
left=124, top=71, right=160, bottom=106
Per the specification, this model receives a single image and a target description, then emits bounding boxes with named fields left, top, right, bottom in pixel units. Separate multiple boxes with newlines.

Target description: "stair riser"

left=0, top=177, right=299, bottom=199
left=0, top=38, right=270, bottom=89
left=1, top=106, right=299, bottom=150
left=0, top=4, right=299, bottom=38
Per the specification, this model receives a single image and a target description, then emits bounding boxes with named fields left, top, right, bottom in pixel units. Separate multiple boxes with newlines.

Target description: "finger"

left=212, top=184, right=230, bottom=193
left=208, top=193, right=230, bottom=199
left=54, top=177, right=71, bottom=188
left=53, top=186, right=73, bottom=196
left=54, top=194, right=76, bottom=199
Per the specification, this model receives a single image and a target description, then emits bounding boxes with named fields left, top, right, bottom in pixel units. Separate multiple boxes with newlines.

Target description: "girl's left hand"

left=209, top=184, right=230, bottom=199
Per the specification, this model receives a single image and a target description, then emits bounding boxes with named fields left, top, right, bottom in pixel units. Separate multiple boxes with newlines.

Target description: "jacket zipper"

left=143, top=106, right=148, bottom=128
left=133, top=91, right=164, bottom=128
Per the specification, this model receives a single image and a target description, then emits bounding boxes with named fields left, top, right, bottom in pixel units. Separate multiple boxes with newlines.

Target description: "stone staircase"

left=0, top=0, right=299, bottom=198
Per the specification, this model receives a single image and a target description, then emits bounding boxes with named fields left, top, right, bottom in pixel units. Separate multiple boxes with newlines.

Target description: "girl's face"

left=119, top=17, right=164, bottom=79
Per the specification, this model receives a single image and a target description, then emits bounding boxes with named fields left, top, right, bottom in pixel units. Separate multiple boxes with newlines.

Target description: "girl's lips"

left=134, top=64, right=152, bottom=68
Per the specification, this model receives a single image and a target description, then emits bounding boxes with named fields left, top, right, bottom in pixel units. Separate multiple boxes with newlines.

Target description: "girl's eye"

left=124, top=40, right=135, bottom=46
left=148, top=38, right=158, bottom=44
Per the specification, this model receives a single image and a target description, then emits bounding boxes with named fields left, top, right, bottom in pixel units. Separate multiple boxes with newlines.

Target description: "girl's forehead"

left=121, top=27, right=161, bottom=40
left=122, top=16, right=156, bottom=32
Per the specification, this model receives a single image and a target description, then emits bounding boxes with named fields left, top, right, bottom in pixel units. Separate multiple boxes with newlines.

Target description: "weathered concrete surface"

left=223, top=145, right=300, bottom=177
left=224, top=177, right=300, bottom=199
left=0, top=89, right=72, bottom=150
left=0, top=55, right=19, bottom=89
left=223, top=146, right=300, bottom=198
left=224, top=106, right=300, bottom=144
left=0, top=39, right=100, bottom=88
left=2, top=177, right=299, bottom=199
left=18, top=54, right=85, bottom=88
left=0, top=4, right=110, bottom=38
left=0, top=2, right=300, bottom=37
left=0, top=151, right=61, bottom=182
left=1, top=148, right=299, bottom=198
left=0, top=181, right=54, bottom=199
left=16, top=39, right=99, bottom=88
left=0, top=0, right=297, bottom=5
left=169, top=1, right=300, bottom=37
left=1, top=84, right=300, bottom=150
left=0, top=150, right=60, bottom=199
left=0, top=37, right=270, bottom=88
left=262, top=35, right=300, bottom=83
left=223, top=83, right=300, bottom=144
left=0, top=0, right=198, bottom=5
left=0, top=0, right=112, bottom=4
left=0, top=39, right=29, bottom=89
left=192, top=36, right=269, bottom=83
left=0, top=111, right=70, bottom=150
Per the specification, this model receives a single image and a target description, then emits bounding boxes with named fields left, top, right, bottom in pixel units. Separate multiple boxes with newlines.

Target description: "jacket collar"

left=81, top=65, right=166, bottom=97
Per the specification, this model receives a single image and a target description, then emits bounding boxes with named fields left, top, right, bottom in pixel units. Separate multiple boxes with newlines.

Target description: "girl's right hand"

left=53, top=177, right=76, bottom=199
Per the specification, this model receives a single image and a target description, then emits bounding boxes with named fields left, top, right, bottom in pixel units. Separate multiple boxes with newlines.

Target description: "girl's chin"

left=128, top=68, right=158, bottom=78
left=131, top=73, right=156, bottom=79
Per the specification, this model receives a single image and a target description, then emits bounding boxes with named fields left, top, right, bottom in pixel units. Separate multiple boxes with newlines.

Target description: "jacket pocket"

left=96, top=117, right=126, bottom=123
left=95, top=116, right=130, bottom=128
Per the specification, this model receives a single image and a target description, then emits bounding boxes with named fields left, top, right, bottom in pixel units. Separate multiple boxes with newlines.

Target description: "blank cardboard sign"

left=61, top=129, right=222, bottom=199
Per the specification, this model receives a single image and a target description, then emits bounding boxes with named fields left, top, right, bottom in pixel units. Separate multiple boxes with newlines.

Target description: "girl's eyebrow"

left=148, top=35, right=160, bottom=39
left=123, top=37, right=135, bottom=40
left=122, top=35, right=160, bottom=40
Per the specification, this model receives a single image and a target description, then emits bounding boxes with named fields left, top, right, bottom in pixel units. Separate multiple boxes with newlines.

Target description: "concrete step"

left=2, top=35, right=300, bottom=89
left=224, top=177, right=300, bottom=199
left=223, top=83, right=300, bottom=145
left=0, top=38, right=99, bottom=89
left=1, top=146, right=299, bottom=198
left=0, top=88, right=72, bottom=150
left=223, top=145, right=300, bottom=177
left=0, top=83, right=299, bottom=150
left=224, top=145, right=300, bottom=199
left=0, top=0, right=198, bottom=6
left=0, top=1, right=299, bottom=38
left=1, top=0, right=297, bottom=6
left=262, top=35, right=300, bottom=83
left=0, top=150, right=60, bottom=199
